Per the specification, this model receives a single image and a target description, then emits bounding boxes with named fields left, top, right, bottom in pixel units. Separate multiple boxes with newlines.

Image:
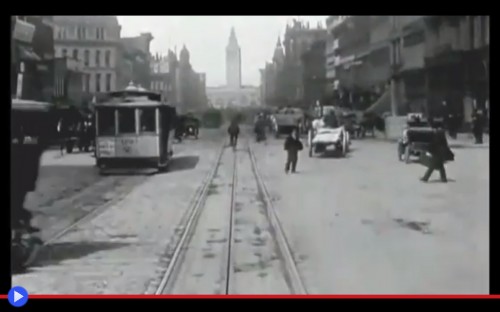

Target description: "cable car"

left=94, top=83, right=177, bottom=174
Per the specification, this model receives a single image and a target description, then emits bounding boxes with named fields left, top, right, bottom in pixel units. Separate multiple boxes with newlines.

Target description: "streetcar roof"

left=95, top=89, right=174, bottom=108
left=95, top=100, right=173, bottom=108
left=11, top=99, right=52, bottom=112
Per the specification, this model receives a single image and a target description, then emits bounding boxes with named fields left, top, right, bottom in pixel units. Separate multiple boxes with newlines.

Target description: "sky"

left=118, top=16, right=328, bottom=87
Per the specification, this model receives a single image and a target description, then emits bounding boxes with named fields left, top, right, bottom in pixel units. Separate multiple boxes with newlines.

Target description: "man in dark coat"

left=420, top=130, right=453, bottom=183
left=472, top=109, right=485, bottom=144
left=284, top=130, right=303, bottom=174
left=228, top=120, right=240, bottom=147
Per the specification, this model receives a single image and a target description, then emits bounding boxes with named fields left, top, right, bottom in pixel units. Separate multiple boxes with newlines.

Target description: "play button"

left=8, top=286, right=28, bottom=307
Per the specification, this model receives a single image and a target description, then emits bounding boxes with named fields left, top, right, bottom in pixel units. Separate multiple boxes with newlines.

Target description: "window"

left=139, top=108, right=156, bottom=132
left=84, top=50, right=90, bottom=66
left=105, top=50, right=111, bottom=67
left=86, top=74, right=91, bottom=92
left=96, top=27, right=104, bottom=40
left=106, top=73, right=112, bottom=92
left=73, top=49, right=78, bottom=60
left=118, top=108, right=136, bottom=134
left=62, top=49, right=67, bottom=58
left=95, top=50, right=101, bottom=67
left=95, top=73, right=101, bottom=92
left=77, top=26, right=86, bottom=39
left=97, top=108, right=115, bottom=136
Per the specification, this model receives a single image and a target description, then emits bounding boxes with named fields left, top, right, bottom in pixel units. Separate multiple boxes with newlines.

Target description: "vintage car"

left=397, top=114, right=434, bottom=163
left=273, top=107, right=304, bottom=138
left=179, top=115, right=200, bottom=139
left=308, top=123, right=350, bottom=157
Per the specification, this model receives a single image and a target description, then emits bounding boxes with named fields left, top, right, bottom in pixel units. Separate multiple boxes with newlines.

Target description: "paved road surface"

left=251, top=137, right=488, bottom=294
left=13, top=129, right=225, bottom=294
left=14, top=130, right=488, bottom=294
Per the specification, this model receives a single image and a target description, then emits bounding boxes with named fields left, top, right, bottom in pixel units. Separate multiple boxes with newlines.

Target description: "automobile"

left=183, top=115, right=200, bottom=139
left=397, top=114, right=436, bottom=164
left=308, top=125, right=350, bottom=158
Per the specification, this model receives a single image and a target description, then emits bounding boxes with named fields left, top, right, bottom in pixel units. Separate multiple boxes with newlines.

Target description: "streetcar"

left=94, top=83, right=177, bottom=174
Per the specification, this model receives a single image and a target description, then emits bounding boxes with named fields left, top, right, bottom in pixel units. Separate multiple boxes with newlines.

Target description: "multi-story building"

left=301, top=38, right=327, bottom=108
left=53, top=16, right=122, bottom=103
left=11, top=16, right=55, bottom=102
left=281, top=20, right=326, bottom=105
left=119, top=32, right=154, bottom=89
left=326, top=15, right=489, bottom=121
left=150, top=54, right=171, bottom=98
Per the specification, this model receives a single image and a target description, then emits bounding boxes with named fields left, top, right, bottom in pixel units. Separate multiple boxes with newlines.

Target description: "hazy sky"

left=118, top=16, right=328, bottom=87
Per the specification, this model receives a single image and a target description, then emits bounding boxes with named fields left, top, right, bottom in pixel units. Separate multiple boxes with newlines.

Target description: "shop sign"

left=12, top=18, right=35, bottom=43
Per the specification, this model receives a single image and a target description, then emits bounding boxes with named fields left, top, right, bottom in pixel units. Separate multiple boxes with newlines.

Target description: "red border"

left=1, top=295, right=500, bottom=299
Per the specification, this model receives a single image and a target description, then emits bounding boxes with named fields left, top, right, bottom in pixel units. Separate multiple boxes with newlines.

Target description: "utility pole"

left=389, top=16, right=402, bottom=116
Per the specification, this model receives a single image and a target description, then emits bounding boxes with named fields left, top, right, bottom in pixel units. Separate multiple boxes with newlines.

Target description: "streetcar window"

left=97, top=108, right=115, bottom=136
left=118, top=108, right=136, bottom=134
left=139, top=108, right=156, bottom=133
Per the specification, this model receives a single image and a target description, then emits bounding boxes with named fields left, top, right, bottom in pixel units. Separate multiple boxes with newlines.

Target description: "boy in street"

left=284, top=129, right=303, bottom=174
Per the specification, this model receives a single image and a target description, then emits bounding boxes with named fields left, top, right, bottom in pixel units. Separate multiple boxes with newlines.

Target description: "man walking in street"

left=420, top=129, right=453, bottom=183
left=228, top=119, right=240, bottom=147
left=284, top=129, right=303, bottom=174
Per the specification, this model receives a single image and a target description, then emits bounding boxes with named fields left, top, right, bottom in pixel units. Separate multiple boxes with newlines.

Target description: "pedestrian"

left=228, top=120, right=240, bottom=147
left=420, top=129, right=453, bottom=183
left=472, top=109, right=485, bottom=144
left=284, top=129, right=303, bottom=174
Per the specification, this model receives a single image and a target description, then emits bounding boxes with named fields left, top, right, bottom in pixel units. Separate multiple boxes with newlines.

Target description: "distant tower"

left=226, top=27, right=242, bottom=89
left=273, top=36, right=285, bottom=67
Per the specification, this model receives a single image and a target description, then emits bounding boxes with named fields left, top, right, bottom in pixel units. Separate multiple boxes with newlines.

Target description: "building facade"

left=174, top=46, right=208, bottom=113
left=260, top=20, right=326, bottom=109
left=149, top=53, right=171, bottom=100
left=119, top=32, right=154, bottom=89
left=53, top=16, right=121, bottom=104
left=301, top=38, right=327, bottom=108
left=11, top=16, right=56, bottom=102
left=326, top=15, right=490, bottom=120
left=206, top=28, right=260, bottom=109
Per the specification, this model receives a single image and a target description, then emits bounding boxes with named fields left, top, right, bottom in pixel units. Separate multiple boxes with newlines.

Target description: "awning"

left=364, top=89, right=391, bottom=115
left=18, top=45, right=41, bottom=61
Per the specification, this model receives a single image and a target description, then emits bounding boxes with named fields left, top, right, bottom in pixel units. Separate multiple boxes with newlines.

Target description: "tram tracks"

left=149, top=140, right=306, bottom=294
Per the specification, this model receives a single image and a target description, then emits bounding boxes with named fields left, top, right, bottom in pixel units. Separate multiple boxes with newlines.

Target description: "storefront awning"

left=365, top=89, right=391, bottom=115
left=18, top=45, right=41, bottom=61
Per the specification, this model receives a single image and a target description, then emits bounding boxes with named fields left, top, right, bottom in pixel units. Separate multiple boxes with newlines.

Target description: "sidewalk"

left=372, top=131, right=489, bottom=148
left=448, top=133, right=489, bottom=149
